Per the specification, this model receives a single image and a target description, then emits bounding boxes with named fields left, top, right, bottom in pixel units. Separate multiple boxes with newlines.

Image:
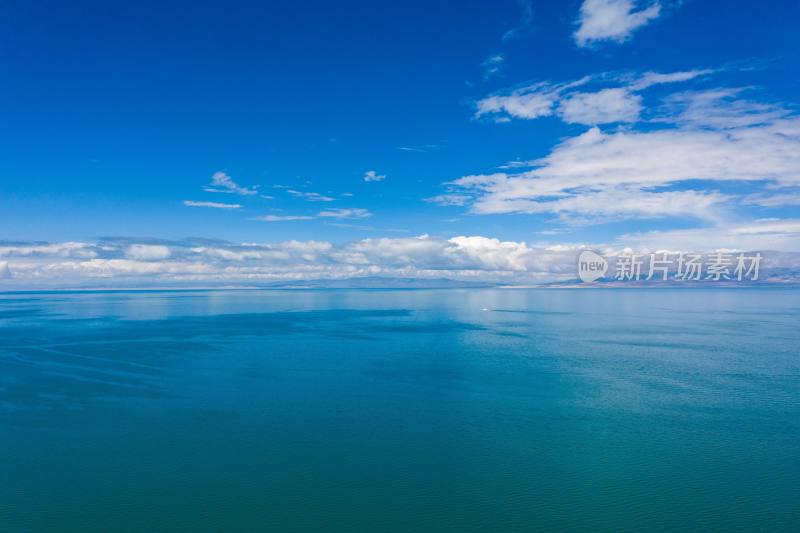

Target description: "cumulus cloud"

left=558, top=88, right=642, bottom=124
left=475, top=81, right=570, bottom=121
left=574, top=0, right=662, bottom=47
left=183, top=200, right=242, bottom=209
left=203, top=171, right=258, bottom=195
left=0, top=236, right=579, bottom=286
left=363, top=170, right=386, bottom=182
left=0, top=236, right=797, bottom=287
left=124, top=244, right=172, bottom=261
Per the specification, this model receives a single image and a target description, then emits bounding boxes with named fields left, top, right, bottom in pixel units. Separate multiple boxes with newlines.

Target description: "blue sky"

left=1, top=0, right=800, bottom=285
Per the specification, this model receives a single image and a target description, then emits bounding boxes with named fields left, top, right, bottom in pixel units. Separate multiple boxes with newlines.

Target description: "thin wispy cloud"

left=318, top=208, right=372, bottom=219
left=254, top=208, right=372, bottom=222
left=658, top=88, right=791, bottom=128
left=475, top=69, right=710, bottom=123
left=252, top=214, right=315, bottom=222
left=482, top=54, right=505, bottom=80
left=743, top=192, right=800, bottom=208
left=183, top=200, right=242, bottom=209
left=203, top=171, right=259, bottom=195
left=0, top=242, right=97, bottom=258
left=398, top=144, right=439, bottom=153
left=286, top=190, right=335, bottom=202
left=424, top=194, right=471, bottom=207
left=324, top=222, right=408, bottom=233
left=502, top=0, right=534, bottom=42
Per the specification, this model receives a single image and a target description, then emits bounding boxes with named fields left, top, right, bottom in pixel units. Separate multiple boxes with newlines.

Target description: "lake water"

left=2, top=288, right=799, bottom=531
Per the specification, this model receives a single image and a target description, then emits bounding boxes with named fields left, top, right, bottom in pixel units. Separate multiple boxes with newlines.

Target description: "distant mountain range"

left=3, top=275, right=799, bottom=292
left=0, top=277, right=500, bottom=292
left=258, top=277, right=498, bottom=289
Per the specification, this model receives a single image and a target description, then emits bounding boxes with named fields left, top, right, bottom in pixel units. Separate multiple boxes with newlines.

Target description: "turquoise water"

left=2, top=288, right=799, bottom=531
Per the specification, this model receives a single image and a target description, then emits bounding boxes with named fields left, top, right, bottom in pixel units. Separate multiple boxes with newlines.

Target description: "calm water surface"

left=1, top=288, right=799, bottom=531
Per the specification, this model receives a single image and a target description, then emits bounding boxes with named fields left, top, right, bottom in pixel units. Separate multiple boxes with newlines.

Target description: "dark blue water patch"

left=0, top=308, right=493, bottom=413
left=361, top=321, right=485, bottom=334
left=2, top=309, right=419, bottom=346
left=0, top=308, right=51, bottom=319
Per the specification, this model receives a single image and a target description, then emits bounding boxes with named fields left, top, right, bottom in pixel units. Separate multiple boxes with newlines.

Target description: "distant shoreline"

left=2, top=283, right=799, bottom=294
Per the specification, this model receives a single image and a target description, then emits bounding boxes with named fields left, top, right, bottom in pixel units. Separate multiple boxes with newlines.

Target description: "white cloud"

left=287, top=190, right=335, bottom=202
left=0, top=236, right=581, bottom=285
left=183, top=200, right=242, bottom=209
left=424, top=194, right=471, bottom=206
left=317, top=208, right=372, bottom=219
left=530, top=120, right=800, bottom=190
left=660, top=89, right=791, bottom=129
left=445, top=236, right=540, bottom=271
left=557, top=88, right=642, bottom=124
left=743, top=192, right=800, bottom=208
left=203, top=171, right=258, bottom=195
left=253, top=208, right=373, bottom=222
left=475, top=81, right=565, bottom=121
left=0, top=242, right=97, bottom=258
left=501, top=0, right=534, bottom=42
left=191, top=247, right=265, bottom=261
left=574, top=0, right=662, bottom=47
left=252, top=214, right=315, bottom=222
left=124, top=244, right=172, bottom=261
left=619, top=218, right=800, bottom=252
left=479, top=188, right=727, bottom=223
left=628, top=69, right=714, bottom=90
left=482, top=54, right=505, bottom=80
left=446, top=116, right=800, bottom=220
left=1, top=236, right=797, bottom=287
left=398, top=144, right=439, bottom=153
left=474, top=69, right=709, bottom=123
left=363, top=170, right=386, bottom=182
